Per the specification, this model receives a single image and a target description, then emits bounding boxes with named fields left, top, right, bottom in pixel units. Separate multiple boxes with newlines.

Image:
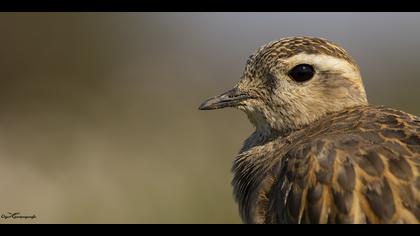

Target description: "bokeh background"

left=0, top=12, right=419, bottom=224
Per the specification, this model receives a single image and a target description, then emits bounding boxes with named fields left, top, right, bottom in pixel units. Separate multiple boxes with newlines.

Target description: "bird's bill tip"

left=198, top=88, right=252, bottom=110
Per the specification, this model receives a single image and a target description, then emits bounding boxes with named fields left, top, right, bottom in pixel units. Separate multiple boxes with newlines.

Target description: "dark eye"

left=288, top=64, right=315, bottom=82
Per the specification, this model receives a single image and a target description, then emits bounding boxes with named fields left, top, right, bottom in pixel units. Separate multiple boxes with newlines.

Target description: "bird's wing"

left=266, top=106, right=420, bottom=224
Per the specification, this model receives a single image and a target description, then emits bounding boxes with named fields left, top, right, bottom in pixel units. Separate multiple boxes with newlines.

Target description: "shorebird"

left=199, top=36, right=420, bottom=224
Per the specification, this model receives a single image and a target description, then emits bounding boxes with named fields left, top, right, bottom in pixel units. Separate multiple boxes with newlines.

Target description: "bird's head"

left=199, top=36, right=368, bottom=134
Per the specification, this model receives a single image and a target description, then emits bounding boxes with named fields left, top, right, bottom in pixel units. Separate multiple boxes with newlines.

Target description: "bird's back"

left=233, top=105, right=420, bottom=224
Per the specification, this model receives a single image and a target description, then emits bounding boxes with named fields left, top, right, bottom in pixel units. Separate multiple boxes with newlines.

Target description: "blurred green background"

left=0, top=13, right=419, bottom=223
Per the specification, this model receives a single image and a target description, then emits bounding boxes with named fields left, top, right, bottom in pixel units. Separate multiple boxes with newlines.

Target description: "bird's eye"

left=288, top=64, right=315, bottom=82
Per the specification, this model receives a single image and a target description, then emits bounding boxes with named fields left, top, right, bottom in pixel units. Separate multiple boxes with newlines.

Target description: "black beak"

left=198, top=88, right=252, bottom=110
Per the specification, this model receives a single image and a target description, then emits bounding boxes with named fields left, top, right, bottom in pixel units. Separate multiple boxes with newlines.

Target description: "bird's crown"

left=250, top=36, right=355, bottom=65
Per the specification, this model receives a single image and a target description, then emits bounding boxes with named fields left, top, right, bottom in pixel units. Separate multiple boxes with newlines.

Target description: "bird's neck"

left=243, top=110, right=291, bottom=150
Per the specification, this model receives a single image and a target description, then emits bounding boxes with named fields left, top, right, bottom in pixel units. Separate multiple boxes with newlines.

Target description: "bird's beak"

left=198, top=88, right=252, bottom=110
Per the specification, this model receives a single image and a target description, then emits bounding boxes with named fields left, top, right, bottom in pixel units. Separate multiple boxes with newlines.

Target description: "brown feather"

left=233, top=106, right=420, bottom=224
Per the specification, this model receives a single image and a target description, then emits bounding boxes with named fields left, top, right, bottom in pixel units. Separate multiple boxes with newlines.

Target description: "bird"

left=198, top=36, right=420, bottom=224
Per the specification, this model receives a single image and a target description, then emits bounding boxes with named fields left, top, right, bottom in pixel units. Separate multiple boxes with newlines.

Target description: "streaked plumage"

left=199, top=36, right=420, bottom=224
